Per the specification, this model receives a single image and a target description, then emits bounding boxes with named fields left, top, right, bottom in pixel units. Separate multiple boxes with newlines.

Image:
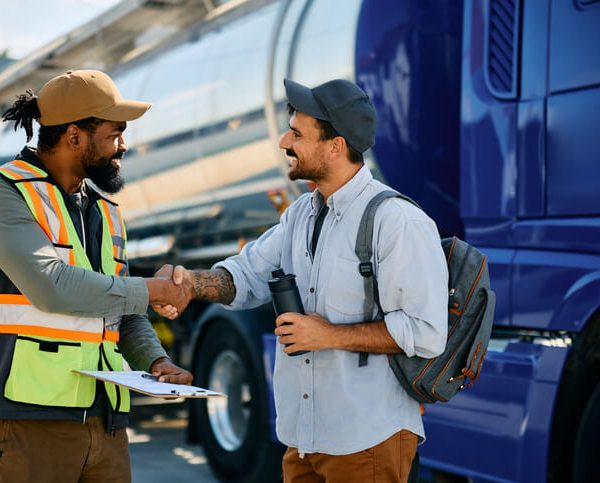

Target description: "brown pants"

left=282, top=430, right=418, bottom=483
left=0, top=416, right=130, bottom=483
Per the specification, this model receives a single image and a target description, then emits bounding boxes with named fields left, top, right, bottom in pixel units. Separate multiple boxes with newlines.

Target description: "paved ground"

left=128, top=396, right=218, bottom=483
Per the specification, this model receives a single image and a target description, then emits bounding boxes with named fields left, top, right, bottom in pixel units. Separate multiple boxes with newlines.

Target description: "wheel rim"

left=206, top=349, right=251, bottom=451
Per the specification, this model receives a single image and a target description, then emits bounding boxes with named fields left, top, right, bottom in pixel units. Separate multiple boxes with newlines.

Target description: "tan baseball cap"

left=36, top=70, right=151, bottom=126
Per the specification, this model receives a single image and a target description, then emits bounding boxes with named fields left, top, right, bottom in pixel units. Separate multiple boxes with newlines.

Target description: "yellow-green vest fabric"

left=0, top=160, right=130, bottom=412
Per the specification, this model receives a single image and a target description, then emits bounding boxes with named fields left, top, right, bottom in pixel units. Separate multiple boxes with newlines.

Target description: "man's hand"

left=275, top=315, right=402, bottom=354
left=274, top=312, right=336, bottom=354
left=151, top=264, right=194, bottom=318
left=149, top=357, right=193, bottom=384
left=151, top=265, right=235, bottom=318
left=146, top=265, right=195, bottom=319
left=155, top=263, right=188, bottom=283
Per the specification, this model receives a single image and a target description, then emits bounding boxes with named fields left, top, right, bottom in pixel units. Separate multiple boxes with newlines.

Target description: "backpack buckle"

left=359, top=262, right=373, bottom=277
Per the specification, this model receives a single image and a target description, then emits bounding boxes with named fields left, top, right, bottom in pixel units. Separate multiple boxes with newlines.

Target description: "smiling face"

left=81, top=120, right=128, bottom=193
left=278, top=111, right=332, bottom=183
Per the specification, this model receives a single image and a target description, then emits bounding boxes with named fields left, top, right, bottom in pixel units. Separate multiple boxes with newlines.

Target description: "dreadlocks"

left=1, top=89, right=40, bottom=142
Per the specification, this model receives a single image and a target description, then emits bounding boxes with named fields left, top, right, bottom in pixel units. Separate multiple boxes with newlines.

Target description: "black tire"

left=192, top=322, right=283, bottom=483
left=574, top=382, right=600, bottom=482
left=548, top=314, right=600, bottom=483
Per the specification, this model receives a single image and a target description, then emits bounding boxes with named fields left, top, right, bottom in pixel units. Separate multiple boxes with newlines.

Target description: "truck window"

left=546, top=1, right=600, bottom=216
left=549, top=1, right=600, bottom=93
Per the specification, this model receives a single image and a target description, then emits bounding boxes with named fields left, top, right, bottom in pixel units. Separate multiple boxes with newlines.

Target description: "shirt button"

left=305, top=251, right=308, bottom=257
left=305, top=359, right=310, bottom=364
left=303, top=394, right=309, bottom=399
left=309, top=288, right=315, bottom=293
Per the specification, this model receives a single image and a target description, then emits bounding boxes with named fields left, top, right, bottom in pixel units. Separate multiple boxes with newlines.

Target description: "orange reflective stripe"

left=99, top=199, right=118, bottom=259
left=12, top=160, right=45, bottom=178
left=0, top=161, right=47, bottom=180
left=100, top=200, right=115, bottom=235
left=0, top=168, right=24, bottom=180
left=46, top=185, right=69, bottom=245
left=1, top=165, right=59, bottom=244
left=0, top=294, right=31, bottom=305
left=21, top=181, right=52, bottom=239
left=104, top=330, right=120, bottom=343
left=0, top=324, right=103, bottom=343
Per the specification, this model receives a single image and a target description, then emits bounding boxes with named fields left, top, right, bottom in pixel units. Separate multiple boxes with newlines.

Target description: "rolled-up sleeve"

left=214, top=220, right=285, bottom=310
left=0, top=178, right=149, bottom=317
left=376, top=201, right=448, bottom=358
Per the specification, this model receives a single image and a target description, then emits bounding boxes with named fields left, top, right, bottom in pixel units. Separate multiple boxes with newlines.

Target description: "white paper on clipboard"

left=74, top=370, right=224, bottom=398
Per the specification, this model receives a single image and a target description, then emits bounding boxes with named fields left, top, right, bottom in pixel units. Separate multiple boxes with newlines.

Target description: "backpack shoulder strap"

left=355, top=190, right=421, bottom=367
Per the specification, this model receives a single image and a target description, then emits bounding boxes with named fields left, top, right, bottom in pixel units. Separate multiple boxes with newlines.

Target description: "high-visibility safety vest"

left=0, top=160, right=130, bottom=413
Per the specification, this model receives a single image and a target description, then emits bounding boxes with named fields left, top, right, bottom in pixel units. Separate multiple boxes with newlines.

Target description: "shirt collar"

left=312, top=164, right=372, bottom=221
left=310, top=189, right=325, bottom=215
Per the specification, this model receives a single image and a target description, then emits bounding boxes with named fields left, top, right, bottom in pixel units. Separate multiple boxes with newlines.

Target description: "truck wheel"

left=548, top=314, right=600, bottom=482
left=192, top=322, right=283, bottom=482
left=574, top=382, right=600, bottom=482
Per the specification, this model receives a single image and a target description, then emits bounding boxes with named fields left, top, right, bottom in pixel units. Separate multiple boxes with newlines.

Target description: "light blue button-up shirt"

left=215, top=165, right=448, bottom=455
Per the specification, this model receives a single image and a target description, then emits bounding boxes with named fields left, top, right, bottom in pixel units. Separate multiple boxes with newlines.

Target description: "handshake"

left=146, top=264, right=235, bottom=319
left=147, top=264, right=195, bottom=319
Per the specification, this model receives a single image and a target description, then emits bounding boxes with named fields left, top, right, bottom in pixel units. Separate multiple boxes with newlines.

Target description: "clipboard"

left=74, top=370, right=224, bottom=398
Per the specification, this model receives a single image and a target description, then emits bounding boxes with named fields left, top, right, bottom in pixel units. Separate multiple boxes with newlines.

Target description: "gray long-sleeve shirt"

left=0, top=149, right=167, bottom=385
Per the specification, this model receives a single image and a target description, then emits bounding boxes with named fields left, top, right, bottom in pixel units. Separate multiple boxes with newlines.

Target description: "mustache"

left=103, top=151, right=126, bottom=168
left=286, top=149, right=297, bottom=158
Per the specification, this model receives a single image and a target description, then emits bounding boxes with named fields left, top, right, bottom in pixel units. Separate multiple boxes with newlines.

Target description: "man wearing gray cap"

left=0, top=70, right=194, bottom=482
left=157, top=78, right=448, bottom=482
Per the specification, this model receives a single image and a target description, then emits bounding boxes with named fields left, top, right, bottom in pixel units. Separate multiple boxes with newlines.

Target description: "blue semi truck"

left=1, top=0, right=599, bottom=481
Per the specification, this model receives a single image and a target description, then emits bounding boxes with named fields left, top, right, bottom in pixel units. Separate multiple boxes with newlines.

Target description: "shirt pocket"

left=324, top=255, right=368, bottom=321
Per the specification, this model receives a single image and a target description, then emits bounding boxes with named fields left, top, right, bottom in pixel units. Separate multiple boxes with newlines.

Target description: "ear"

left=330, top=136, right=346, bottom=157
left=66, top=124, right=83, bottom=149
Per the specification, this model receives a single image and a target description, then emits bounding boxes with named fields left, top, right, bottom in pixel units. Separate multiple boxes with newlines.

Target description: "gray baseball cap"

left=284, top=78, right=377, bottom=153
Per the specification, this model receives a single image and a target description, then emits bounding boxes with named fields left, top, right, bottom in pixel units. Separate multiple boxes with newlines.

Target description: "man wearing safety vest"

left=0, top=70, right=195, bottom=482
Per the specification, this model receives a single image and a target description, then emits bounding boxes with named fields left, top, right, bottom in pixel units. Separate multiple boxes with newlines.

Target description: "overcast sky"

left=0, top=0, right=121, bottom=59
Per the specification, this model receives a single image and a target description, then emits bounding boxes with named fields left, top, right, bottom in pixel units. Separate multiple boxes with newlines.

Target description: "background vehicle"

left=1, top=0, right=599, bottom=482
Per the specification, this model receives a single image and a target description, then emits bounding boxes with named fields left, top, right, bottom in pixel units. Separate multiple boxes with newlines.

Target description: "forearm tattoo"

left=194, top=268, right=236, bottom=304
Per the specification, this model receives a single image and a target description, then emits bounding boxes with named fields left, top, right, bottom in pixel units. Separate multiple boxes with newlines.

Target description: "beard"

left=83, top=141, right=125, bottom=194
left=286, top=148, right=328, bottom=182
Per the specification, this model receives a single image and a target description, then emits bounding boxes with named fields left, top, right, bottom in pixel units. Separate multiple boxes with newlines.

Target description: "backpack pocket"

left=4, top=336, right=96, bottom=408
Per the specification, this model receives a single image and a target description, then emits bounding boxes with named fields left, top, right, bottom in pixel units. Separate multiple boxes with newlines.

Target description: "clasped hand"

left=149, top=264, right=193, bottom=319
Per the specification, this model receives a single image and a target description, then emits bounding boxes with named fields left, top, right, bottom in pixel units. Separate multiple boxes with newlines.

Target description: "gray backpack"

left=356, top=190, right=496, bottom=403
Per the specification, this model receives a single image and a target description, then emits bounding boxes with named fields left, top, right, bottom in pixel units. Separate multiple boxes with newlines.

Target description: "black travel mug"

left=268, top=269, right=309, bottom=356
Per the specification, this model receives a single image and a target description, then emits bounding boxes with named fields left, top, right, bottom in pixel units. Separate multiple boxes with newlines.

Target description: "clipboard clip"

left=170, top=389, right=207, bottom=396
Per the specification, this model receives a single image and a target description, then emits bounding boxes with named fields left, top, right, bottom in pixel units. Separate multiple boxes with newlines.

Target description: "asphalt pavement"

left=128, top=396, right=218, bottom=483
